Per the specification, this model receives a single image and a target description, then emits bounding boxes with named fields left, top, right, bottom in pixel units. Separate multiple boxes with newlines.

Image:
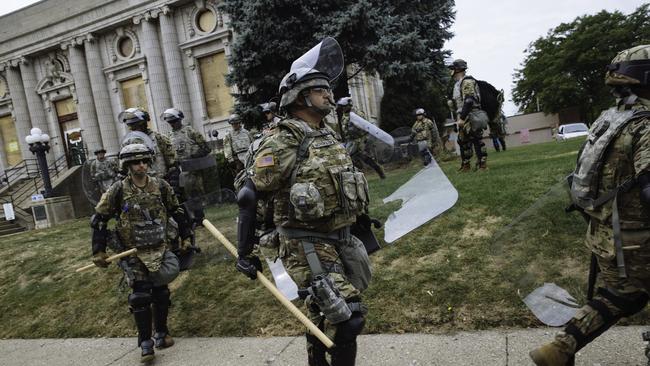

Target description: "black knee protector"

left=129, top=281, right=153, bottom=309
left=598, top=287, right=649, bottom=317
left=151, top=286, right=171, bottom=306
left=333, top=312, right=366, bottom=344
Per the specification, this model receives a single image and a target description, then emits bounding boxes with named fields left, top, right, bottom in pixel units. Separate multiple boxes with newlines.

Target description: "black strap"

left=302, top=241, right=325, bottom=279
left=587, top=298, right=616, bottom=324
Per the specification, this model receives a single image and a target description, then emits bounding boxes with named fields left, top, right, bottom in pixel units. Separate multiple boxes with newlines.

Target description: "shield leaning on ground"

left=81, top=160, right=103, bottom=206
left=382, top=159, right=459, bottom=243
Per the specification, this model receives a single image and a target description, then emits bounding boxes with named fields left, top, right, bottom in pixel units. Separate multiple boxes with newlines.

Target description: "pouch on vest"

left=468, top=110, right=489, bottom=132
left=290, top=182, right=325, bottom=221
left=259, top=229, right=280, bottom=249
left=307, top=273, right=352, bottom=324
left=133, top=218, right=166, bottom=249
left=338, top=235, right=372, bottom=292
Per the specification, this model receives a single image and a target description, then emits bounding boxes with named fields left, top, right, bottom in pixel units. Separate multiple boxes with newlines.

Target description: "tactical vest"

left=453, top=76, right=481, bottom=114
left=116, top=178, right=168, bottom=250
left=570, top=108, right=650, bottom=211
left=278, top=119, right=369, bottom=233
left=170, top=126, right=201, bottom=161
left=231, top=129, right=252, bottom=154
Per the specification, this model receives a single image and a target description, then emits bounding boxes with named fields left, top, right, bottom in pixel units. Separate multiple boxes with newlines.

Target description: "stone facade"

left=0, top=0, right=383, bottom=169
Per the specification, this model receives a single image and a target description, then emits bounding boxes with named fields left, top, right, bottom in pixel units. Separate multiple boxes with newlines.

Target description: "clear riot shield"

left=349, top=112, right=394, bottom=147
left=81, top=160, right=102, bottom=206
left=383, top=159, right=458, bottom=243
left=523, top=282, right=579, bottom=326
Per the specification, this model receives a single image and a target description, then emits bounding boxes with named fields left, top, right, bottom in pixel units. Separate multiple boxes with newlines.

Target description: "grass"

left=0, top=138, right=647, bottom=339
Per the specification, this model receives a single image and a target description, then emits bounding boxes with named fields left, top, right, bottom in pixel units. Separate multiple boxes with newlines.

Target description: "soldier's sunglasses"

left=129, top=159, right=149, bottom=165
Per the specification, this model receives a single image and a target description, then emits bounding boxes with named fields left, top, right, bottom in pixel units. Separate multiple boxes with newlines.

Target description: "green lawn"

left=0, top=138, right=646, bottom=338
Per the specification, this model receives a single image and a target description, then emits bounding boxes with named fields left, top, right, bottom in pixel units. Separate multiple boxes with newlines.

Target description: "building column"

left=63, top=38, right=102, bottom=155
left=159, top=6, right=193, bottom=127
left=18, top=58, right=56, bottom=164
left=134, top=10, right=172, bottom=133
left=4, top=62, right=35, bottom=161
left=83, top=34, right=120, bottom=155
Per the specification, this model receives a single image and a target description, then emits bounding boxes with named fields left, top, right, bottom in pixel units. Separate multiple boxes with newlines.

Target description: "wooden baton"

left=75, top=248, right=138, bottom=273
left=202, top=219, right=335, bottom=349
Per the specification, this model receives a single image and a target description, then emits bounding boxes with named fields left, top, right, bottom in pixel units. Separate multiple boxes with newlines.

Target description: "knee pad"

left=334, top=312, right=366, bottom=344
left=152, top=286, right=171, bottom=306
left=128, top=292, right=152, bottom=309
left=598, top=287, right=649, bottom=317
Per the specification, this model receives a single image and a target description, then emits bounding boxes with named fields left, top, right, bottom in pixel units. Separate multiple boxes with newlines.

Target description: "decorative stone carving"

left=110, top=28, right=140, bottom=62
left=187, top=0, right=223, bottom=38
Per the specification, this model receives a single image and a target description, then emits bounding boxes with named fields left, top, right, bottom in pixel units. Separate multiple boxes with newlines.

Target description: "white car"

left=557, top=123, right=589, bottom=141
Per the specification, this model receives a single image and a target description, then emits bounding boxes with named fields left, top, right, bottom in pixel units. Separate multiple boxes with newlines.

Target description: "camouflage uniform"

left=488, top=112, right=507, bottom=152
left=89, top=157, right=118, bottom=193
left=531, top=45, right=650, bottom=366
left=121, top=130, right=177, bottom=179
left=411, top=117, right=442, bottom=154
left=223, top=127, right=253, bottom=174
left=453, top=76, right=489, bottom=169
left=168, top=125, right=211, bottom=200
left=249, top=117, right=370, bottom=355
left=91, top=143, right=194, bottom=362
left=341, top=111, right=385, bottom=178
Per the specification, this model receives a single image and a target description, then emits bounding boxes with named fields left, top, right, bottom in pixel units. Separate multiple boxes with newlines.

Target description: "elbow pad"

left=237, top=179, right=258, bottom=257
left=459, top=96, right=476, bottom=121
left=639, top=172, right=650, bottom=207
left=90, top=213, right=109, bottom=254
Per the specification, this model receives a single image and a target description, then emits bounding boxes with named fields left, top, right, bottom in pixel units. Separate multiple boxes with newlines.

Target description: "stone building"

left=0, top=0, right=384, bottom=171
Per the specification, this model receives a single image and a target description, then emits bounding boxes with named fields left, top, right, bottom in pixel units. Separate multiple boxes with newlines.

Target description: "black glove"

left=357, top=213, right=382, bottom=230
left=92, top=251, right=109, bottom=268
left=236, top=255, right=262, bottom=280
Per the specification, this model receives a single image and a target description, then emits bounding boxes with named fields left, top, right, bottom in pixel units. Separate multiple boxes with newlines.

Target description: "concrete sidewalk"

left=0, top=326, right=647, bottom=366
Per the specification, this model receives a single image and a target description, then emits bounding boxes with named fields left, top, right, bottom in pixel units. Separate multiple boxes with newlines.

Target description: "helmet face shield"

left=118, top=108, right=150, bottom=125
left=279, top=37, right=344, bottom=108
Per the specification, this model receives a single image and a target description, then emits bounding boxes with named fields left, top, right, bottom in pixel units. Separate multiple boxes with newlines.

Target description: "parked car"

left=557, top=122, right=589, bottom=141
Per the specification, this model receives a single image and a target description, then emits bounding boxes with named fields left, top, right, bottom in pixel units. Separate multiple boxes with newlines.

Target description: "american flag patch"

left=256, top=155, right=275, bottom=167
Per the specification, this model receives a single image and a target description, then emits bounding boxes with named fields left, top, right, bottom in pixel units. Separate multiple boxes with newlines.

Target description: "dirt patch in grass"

left=460, top=215, right=504, bottom=240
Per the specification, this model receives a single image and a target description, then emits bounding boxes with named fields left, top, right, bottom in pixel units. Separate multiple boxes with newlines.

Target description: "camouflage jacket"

left=412, top=118, right=436, bottom=143
left=453, top=76, right=481, bottom=114
left=579, top=98, right=650, bottom=228
left=95, top=176, right=180, bottom=271
left=168, top=125, right=211, bottom=161
left=223, top=128, right=253, bottom=164
left=89, top=158, right=118, bottom=182
left=249, top=117, right=369, bottom=233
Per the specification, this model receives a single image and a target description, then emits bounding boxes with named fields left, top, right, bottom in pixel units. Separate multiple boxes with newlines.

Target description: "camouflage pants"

left=279, top=234, right=363, bottom=341
left=553, top=223, right=650, bottom=354
left=119, top=250, right=180, bottom=288
left=458, top=127, right=487, bottom=164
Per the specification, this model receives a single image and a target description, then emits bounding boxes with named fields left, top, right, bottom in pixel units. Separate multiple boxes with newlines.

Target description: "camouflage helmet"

left=161, top=108, right=184, bottom=123
left=228, top=114, right=242, bottom=124
left=605, top=45, right=650, bottom=86
left=447, top=59, right=468, bottom=71
left=118, top=107, right=150, bottom=125
left=119, top=143, right=153, bottom=170
left=279, top=74, right=331, bottom=108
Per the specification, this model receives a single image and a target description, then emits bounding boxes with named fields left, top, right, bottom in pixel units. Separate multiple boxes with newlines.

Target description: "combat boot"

left=140, top=339, right=155, bottom=363
left=153, top=332, right=174, bottom=349
left=458, top=160, right=471, bottom=172
left=478, top=160, right=488, bottom=171
left=529, top=342, right=574, bottom=366
left=152, top=286, right=174, bottom=349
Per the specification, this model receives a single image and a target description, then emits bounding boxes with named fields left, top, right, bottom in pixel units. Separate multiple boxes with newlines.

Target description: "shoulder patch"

left=256, top=155, right=275, bottom=168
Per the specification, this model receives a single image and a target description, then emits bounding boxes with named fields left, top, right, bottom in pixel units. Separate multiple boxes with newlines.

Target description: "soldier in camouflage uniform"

left=530, top=45, right=650, bottom=366
left=235, top=38, right=372, bottom=366
left=410, top=108, right=442, bottom=166
left=489, top=111, right=508, bottom=152
left=89, top=148, right=118, bottom=193
left=118, top=107, right=178, bottom=180
left=337, top=97, right=385, bottom=179
left=448, top=59, right=489, bottom=171
left=223, top=113, right=253, bottom=176
left=91, top=144, right=193, bottom=363
left=162, top=108, right=212, bottom=201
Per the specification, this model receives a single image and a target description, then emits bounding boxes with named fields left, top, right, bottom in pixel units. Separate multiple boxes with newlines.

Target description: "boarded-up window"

left=198, top=52, right=233, bottom=119
left=121, top=76, right=148, bottom=112
left=0, top=115, right=21, bottom=166
left=55, top=97, right=76, bottom=118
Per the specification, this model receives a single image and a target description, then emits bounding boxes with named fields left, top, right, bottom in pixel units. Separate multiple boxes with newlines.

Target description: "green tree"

left=512, top=5, right=650, bottom=121
left=220, top=0, right=454, bottom=129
